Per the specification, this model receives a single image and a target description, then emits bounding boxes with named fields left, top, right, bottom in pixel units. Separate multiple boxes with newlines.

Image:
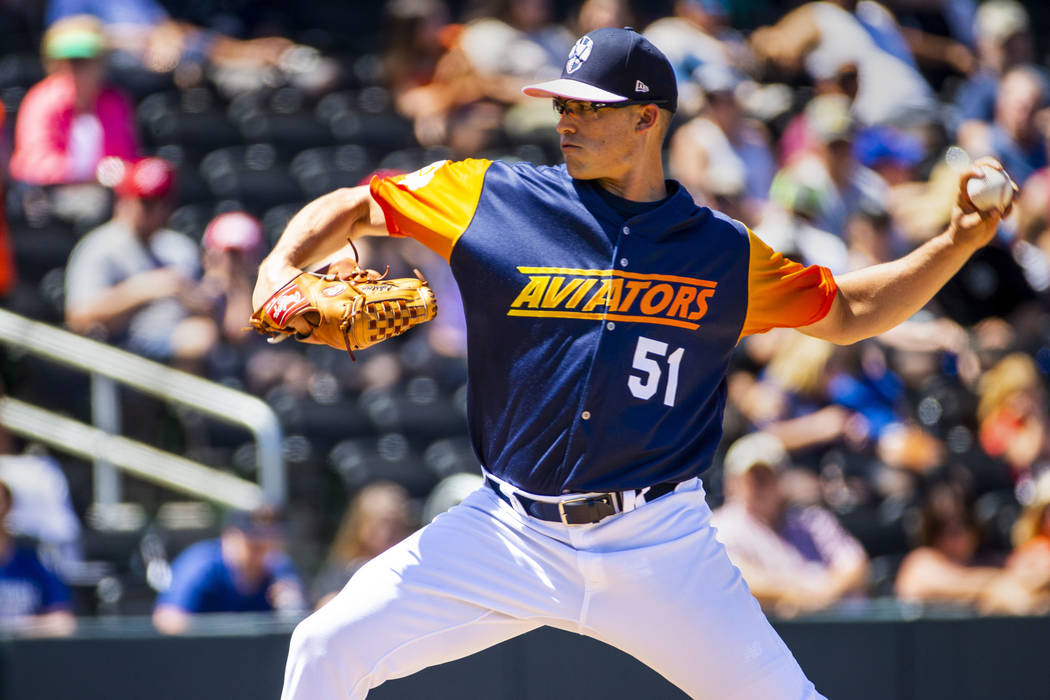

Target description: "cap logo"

left=635, top=80, right=649, bottom=93
left=565, top=36, right=593, bottom=74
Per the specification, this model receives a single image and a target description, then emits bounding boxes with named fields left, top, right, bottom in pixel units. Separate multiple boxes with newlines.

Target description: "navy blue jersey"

left=372, top=160, right=835, bottom=495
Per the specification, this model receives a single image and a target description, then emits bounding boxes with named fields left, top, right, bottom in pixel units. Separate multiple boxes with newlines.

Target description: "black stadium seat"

left=199, top=144, right=304, bottom=214
left=231, top=87, right=337, bottom=160
left=8, top=220, right=78, bottom=284
left=138, top=90, right=243, bottom=162
left=290, top=145, right=372, bottom=198
left=315, top=90, right=416, bottom=156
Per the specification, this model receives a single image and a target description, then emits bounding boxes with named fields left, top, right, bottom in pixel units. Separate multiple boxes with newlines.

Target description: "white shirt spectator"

left=806, top=1, right=935, bottom=125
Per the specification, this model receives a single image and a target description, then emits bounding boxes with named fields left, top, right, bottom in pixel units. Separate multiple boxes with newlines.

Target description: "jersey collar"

left=573, top=177, right=709, bottom=241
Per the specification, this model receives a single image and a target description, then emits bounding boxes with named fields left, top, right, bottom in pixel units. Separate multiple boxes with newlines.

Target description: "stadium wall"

left=2, top=615, right=1048, bottom=699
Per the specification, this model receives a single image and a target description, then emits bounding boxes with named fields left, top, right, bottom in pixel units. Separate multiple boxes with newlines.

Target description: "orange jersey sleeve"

left=369, top=159, right=491, bottom=261
left=739, top=228, right=838, bottom=338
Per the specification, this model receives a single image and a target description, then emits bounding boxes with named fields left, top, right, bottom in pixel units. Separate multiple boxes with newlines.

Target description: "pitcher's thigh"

left=282, top=504, right=547, bottom=700
left=588, top=535, right=823, bottom=700
left=283, top=571, right=537, bottom=700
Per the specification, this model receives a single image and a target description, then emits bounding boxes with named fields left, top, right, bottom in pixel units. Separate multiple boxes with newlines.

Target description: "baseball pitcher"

left=253, top=27, right=1013, bottom=700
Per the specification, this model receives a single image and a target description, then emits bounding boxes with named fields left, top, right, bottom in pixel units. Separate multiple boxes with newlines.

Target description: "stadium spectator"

left=312, top=481, right=414, bottom=608
left=755, top=179, right=850, bottom=273
left=711, top=432, right=870, bottom=617
left=729, top=334, right=856, bottom=455
left=397, top=0, right=572, bottom=146
left=200, top=211, right=264, bottom=346
left=574, top=0, right=634, bottom=36
left=768, top=94, right=888, bottom=245
left=881, top=0, right=978, bottom=92
left=750, top=0, right=935, bottom=126
left=63, top=157, right=220, bottom=369
left=976, top=65, right=1048, bottom=187
left=0, top=105, right=17, bottom=299
left=0, top=479, right=76, bottom=636
left=197, top=211, right=268, bottom=383
left=43, top=0, right=330, bottom=95
left=9, top=15, right=138, bottom=187
left=844, top=206, right=894, bottom=270
left=852, top=125, right=926, bottom=187
left=955, top=0, right=1034, bottom=127
left=383, top=0, right=453, bottom=104
left=777, top=58, right=859, bottom=166
left=1012, top=167, right=1050, bottom=292
left=643, top=0, right=755, bottom=114
left=1003, top=471, right=1050, bottom=612
left=893, top=478, right=1038, bottom=611
left=976, top=353, right=1050, bottom=483
left=0, top=444, right=82, bottom=576
left=153, top=505, right=304, bottom=634
left=667, top=63, right=774, bottom=225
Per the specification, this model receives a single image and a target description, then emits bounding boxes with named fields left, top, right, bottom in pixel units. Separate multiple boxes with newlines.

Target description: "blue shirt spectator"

left=989, top=123, right=1047, bottom=187
left=955, top=69, right=999, bottom=123
left=157, top=539, right=300, bottom=614
left=0, top=479, right=74, bottom=636
left=0, top=544, right=72, bottom=622
left=153, top=505, right=305, bottom=634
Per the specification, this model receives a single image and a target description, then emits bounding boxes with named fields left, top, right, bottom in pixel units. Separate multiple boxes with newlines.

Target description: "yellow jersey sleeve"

left=740, top=228, right=838, bottom=338
left=369, top=159, right=491, bottom=261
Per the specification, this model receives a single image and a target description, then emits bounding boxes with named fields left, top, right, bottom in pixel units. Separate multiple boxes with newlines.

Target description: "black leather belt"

left=484, top=476, right=679, bottom=525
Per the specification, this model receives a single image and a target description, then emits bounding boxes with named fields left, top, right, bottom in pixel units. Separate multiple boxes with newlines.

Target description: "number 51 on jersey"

left=628, top=336, right=684, bottom=407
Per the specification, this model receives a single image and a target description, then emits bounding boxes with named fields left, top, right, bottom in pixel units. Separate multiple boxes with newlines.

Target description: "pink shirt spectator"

left=9, top=73, right=138, bottom=186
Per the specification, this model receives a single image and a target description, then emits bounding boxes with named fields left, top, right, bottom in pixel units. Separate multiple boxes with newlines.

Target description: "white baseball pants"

left=282, top=478, right=825, bottom=700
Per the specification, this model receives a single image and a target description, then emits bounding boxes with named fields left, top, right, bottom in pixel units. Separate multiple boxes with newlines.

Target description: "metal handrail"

left=0, top=308, right=285, bottom=506
left=0, top=397, right=265, bottom=510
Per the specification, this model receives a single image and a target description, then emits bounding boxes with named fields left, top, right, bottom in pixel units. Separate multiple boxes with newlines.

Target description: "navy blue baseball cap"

left=523, top=27, right=677, bottom=112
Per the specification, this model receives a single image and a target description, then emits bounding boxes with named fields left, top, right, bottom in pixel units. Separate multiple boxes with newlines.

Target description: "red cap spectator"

left=97, top=156, right=176, bottom=199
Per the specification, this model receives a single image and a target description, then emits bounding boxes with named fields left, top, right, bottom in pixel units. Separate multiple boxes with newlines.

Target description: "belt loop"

left=486, top=471, right=528, bottom=517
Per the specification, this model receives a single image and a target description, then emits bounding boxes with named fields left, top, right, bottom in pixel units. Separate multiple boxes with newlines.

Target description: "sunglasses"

left=552, top=97, right=669, bottom=118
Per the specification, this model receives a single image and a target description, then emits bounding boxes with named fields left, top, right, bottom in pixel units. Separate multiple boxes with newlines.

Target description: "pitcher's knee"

left=286, top=610, right=373, bottom=692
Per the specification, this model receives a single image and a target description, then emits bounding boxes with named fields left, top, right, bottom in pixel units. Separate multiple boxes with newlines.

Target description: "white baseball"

left=965, top=165, right=1014, bottom=213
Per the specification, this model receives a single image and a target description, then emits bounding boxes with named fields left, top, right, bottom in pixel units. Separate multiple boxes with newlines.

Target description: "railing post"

left=90, top=373, right=122, bottom=508
left=256, top=413, right=286, bottom=505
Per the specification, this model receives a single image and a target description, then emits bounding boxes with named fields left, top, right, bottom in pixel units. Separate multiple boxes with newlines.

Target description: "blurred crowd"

left=3, top=0, right=1050, bottom=635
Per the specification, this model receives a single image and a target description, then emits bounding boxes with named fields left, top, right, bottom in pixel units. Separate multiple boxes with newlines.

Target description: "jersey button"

left=619, top=257, right=629, bottom=267
left=622, top=226, right=630, bottom=235
left=581, top=411, right=591, bottom=420
left=606, top=322, right=615, bottom=330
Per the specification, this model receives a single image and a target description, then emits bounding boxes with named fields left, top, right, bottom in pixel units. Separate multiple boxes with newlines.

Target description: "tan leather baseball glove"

left=250, top=261, right=437, bottom=359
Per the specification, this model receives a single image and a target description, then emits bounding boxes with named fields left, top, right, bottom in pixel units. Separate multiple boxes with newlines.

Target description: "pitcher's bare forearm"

left=266, top=186, right=385, bottom=270
left=255, top=186, right=387, bottom=308
left=801, top=159, right=1010, bottom=345
left=802, top=227, right=987, bottom=345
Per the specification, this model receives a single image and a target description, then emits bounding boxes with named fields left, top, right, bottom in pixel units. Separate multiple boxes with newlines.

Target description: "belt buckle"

left=557, top=493, right=620, bottom=526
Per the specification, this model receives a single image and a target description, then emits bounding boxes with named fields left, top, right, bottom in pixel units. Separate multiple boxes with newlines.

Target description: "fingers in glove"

left=327, top=257, right=366, bottom=280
